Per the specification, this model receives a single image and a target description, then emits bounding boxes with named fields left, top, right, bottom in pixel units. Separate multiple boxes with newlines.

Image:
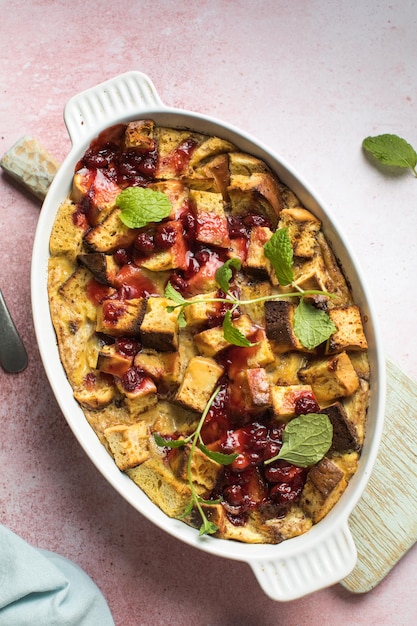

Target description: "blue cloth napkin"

left=0, top=525, right=115, bottom=625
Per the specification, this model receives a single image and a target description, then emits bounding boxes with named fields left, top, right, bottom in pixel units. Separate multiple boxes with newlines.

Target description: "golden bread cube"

left=279, top=207, right=321, bottom=258
left=188, top=136, right=236, bottom=168
left=300, top=456, right=347, bottom=523
left=168, top=445, right=223, bottom=492
left=73, top=372, right=116, bottom=410
left=194, top=314, right=254, bottom=357
left=299, top=352, right=360, bottom=404
left=124, top=119, right=155, bottom=150
left=134, top=349, right=181, bottom=385
left=189, top=189, right=230, bottom=248
left=326, top=305, right=368, bottom=354
left=104, top=420, right=151, bottom=471
left=174, top=356, right=224, bottom=413
left=228, top=172, right=282, bottom=228
left=72, top=168, right=120, bottom=225
left=183, top=292, right=219, bottom=327
left=49, top=199, right=86, bottom=262
left=270, top=384, right=315, bottom=420
left=244, top=226, right=278, bottom=284
left=96, top=298, right=146, bottom=337
left=127, top=456, right=193, bottom=518
left=96, top=343, right=133, bottom=378
left=137, top=221, right=188, bottom=272
left=139, top=297, right=180, bottom=351
left=84, top=207, right=137, bottom=252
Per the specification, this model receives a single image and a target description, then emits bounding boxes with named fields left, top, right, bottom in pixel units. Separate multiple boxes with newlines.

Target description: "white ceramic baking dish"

left=31, top=71, right=386, bottom=601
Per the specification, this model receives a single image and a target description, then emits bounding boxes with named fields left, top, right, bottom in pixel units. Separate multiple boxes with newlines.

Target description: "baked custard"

left=48, top=120, right=370, bottom=543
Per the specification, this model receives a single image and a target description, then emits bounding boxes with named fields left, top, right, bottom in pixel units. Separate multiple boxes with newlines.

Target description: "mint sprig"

left=116, top=187, right=172, bottom=228
left=264, top=413, right=333, bottom=467
left=293, top=297, right=337, bottom=350
left=263, top=228, right=294, bottom=286
left=215, top=258, right=241, bottom=293
left=362, top=133, right=417, bottom=177
left=154, top=386, right=237, bottom=536
left=222, top=310, right=256, bottom=348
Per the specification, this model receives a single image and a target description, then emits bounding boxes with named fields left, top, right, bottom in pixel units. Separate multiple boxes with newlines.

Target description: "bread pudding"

left=47, top=120, right=370, bottom=544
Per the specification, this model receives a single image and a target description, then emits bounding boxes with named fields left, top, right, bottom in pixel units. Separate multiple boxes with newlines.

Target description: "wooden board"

left=341, top=358, right=417, bottom=593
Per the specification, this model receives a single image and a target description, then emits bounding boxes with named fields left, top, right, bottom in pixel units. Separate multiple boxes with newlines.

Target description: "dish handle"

left=63, top=71, right=164, bottom=146
left=249, top=522, right=357, bottom=601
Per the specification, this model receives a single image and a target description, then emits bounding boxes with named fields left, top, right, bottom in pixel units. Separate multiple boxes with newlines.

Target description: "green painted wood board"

left=341, top=358, right=417, bottom=593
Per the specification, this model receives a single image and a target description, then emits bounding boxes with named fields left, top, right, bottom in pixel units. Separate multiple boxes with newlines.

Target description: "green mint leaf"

left=153, top=433, right=187, bottom=449
left=293, top=298, right=337, bottom=349
left=116, top=187, right=172, bottom=228
left=164, top=282, right=187, bottom=305
left=362, top=134, right=417, bottom=174
left=222, top=310, right=255, bottom=347
left=178, top=499, right=194, bottom=519
left=198, top=442, right=238, bottom=465
left=265, top=413, right=333, bottom=467
left=263, top=228, right=294, bottom=286
left=215, top=258, right=241, bottom=294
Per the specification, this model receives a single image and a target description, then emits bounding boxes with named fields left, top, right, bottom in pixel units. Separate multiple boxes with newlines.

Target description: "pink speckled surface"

left=1, top=1, right=417, bottom=624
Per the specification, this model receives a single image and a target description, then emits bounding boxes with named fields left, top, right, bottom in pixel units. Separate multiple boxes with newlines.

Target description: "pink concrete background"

left=1, top=1, right=417, bottom=624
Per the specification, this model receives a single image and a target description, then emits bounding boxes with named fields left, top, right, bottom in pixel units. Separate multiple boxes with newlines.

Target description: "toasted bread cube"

left=320, top=402, right=361, bottom=452
left=293, top=254, right=332, bottom=293
left=239, top=280, right=273, bottom=326
left=190, top=503, right=272, bottom=543
left=134, top=349, right=181, bottom=385
left=188, top=136, right=236, bottom=168
left=270, top=384, right=316, bottom=420
left=244, top=226, right=278, bottom=285
left=149, top=179, right=189, bottom=219
left=58, top=266, right=97, bottom=322
left=185, top=253, right=224, bottom=295
left=279, top=207, right=321, bottom=258
left=49, top=199, right=87, bottom=261
left=298, top=352, right=360, bottom=404
left=127, top=455, right=193, bottom=517
left=228, top=152, right=271, bottom=176
left=96, top=298, right=146, bottom=337
left=300, top=457, right=348, bottom=523
left=96, top=343, right=134, bottom=377
left=155, top=127, right=204, bottom=179
left=104, top=420, right=151, bottom=471
left=115, top=370, right=157, bottom=417
left=342, top=379, right=369, bottom=447
left=266, top=352, right=307, bottom=386
left=174, top=356, right=224, bottom=413
left=183, top=292, right=219, bottom=327
left=194, top=314, right=254, bottom=357
left=245, top=330, right=275, bottom=368
left=139, top=297, right=180, bottom=351
left=84, top=207, right=137, bottom=252
left=137, top=221, right=188, bottom=272
left=195, top=153, right=230, bottom=199
left=72, top=168, right=121, bottom=226
left=229, top=368, right=271, bottom=415
left=189, top=189, right=231, bottom=248
left=124, top=119, right=155, bottom=150
left=264, top=300, right=309, bottom=353
left=73, top=372, right=116, bottom=409
left=168, top=445, right=223, bottom=491
left=77, top=252, right=119, bottom=285
left=326, top=305, right=368, bottom=354
left=261, top=506, right=313, bottom=541
left=228, top=172, right=282, bottom=228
